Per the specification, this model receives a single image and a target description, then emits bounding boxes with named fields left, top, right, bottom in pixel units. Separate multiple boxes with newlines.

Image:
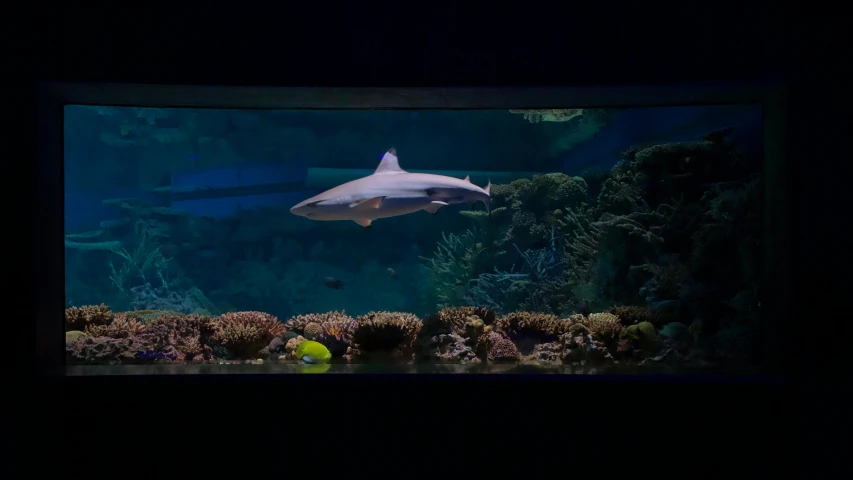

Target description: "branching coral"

left=65, top=304, right=114, bottom=331
left=422, top=306, right=496, bottom=337
left=147, top=313, right=216, bottom=361
left=609, top=305, right=657, bottom=326
left=285, top=311, right=354, bottom=335
left=66, top=336, right=150, bottom=364
left=213, top=311, right=286, bottom=359
left=579, top=312, right=624, bottom=346
left=352, top=311, right=422, bottom=359
left=85, top=313, right=145, bottom=338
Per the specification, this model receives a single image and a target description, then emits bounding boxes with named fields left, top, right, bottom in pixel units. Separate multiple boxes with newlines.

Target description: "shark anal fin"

left=349, top=196, right=385, bottom=209
left=353, top=218, right=373, bottom=227
left=423, top=201, right=449, bottom=215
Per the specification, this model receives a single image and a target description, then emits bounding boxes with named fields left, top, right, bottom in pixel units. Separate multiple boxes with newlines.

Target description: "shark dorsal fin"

left=374, top=148, right=407, bottom=175
left=464, top=175, right=471, bottom=182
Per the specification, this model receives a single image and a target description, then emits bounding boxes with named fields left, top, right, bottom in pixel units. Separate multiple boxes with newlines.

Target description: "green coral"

left=621, top=321, right=661, bottom=352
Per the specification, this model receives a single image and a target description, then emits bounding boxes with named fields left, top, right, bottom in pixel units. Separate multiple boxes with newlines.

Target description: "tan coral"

left=426, top=306, right=496, bottom=336
left=580, top=312, right=624, bottom=345
left=497, top=312, right=571, bottom=341
left=65, top=304, right=114, bottom=331
left=85, top=314, right=146, bottom=338
left=285, top=311, right=351, bottom=335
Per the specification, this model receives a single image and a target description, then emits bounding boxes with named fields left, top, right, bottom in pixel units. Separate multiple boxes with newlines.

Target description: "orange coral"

left=65, top=304, right=114, bottom=331
left=214, top=311, right=285, bottom=359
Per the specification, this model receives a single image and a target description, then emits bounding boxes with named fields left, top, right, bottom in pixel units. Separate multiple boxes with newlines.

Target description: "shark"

left=289, top=148, right=491, bottom=227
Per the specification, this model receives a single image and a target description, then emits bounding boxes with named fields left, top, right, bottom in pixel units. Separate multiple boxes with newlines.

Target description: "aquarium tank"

left=62, top=104, right=764, bottom=374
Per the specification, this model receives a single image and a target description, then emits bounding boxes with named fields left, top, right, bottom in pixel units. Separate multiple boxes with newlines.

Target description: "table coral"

left=65, top=304, right=114, bottom=331
left=213, top=311, right=286, bottom=359
left=496, top=312, right=571, bottom=349
left=352, top=311, right=422, bottom=359
left=66, top=335, right=149, bottom=364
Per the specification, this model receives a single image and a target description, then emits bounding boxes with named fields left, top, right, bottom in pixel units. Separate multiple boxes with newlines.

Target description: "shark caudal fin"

left=373, top=148, right=407, bottom=175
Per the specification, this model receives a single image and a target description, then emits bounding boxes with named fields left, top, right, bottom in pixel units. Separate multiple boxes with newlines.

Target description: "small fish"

left=324, top=277, right=344, bottom=290
left=387, top=268, right=398, bottom=278
left=293, top=340, right=332, bottom=364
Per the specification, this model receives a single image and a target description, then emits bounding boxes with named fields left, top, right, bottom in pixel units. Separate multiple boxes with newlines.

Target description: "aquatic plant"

left=421, top=229, right=487, bottom=310
left=107, top=231, right=170, bottom=293
left=65, top=304, right=114, bottom=331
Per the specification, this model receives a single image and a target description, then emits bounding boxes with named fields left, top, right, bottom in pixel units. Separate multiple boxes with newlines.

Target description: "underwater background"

left=63, top=104, right=764, bottom=371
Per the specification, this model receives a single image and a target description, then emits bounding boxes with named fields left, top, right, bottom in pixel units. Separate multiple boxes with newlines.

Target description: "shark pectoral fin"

left=353, top=218, right=373, bottom=227
left=349, top=196, right=385, bottom=209
left=423, top=201, right=449, bottom=215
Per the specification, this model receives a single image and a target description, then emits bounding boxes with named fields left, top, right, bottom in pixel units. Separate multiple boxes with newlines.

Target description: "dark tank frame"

left=36, top=82, right=789, bottom=382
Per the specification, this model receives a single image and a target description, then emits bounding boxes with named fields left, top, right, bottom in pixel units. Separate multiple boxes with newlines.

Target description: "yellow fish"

left=293, top=340, right=332, bottom=364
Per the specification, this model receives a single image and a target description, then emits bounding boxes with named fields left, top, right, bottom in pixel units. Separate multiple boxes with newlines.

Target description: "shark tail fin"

left=485, top=179, right=491, bottom=195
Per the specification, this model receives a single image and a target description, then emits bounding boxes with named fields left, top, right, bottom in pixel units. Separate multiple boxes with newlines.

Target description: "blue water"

left=62, top=103, right=765, bottom=371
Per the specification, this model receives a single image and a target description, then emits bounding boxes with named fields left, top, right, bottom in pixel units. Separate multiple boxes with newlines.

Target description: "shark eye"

left=306, top=201, right=321, bottom=208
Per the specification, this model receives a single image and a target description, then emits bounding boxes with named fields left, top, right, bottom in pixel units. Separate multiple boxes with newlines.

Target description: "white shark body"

left=289, top=148, right=491, bottom=227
